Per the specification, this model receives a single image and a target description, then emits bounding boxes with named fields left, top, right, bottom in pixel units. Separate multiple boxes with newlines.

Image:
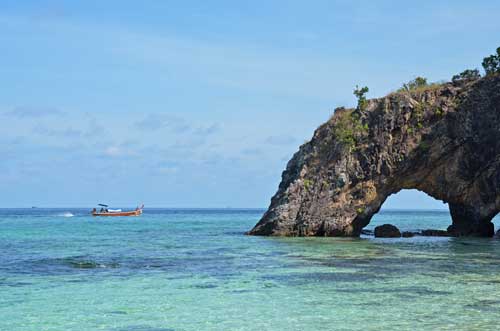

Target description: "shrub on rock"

left=452, top=69, right=481, bottom=85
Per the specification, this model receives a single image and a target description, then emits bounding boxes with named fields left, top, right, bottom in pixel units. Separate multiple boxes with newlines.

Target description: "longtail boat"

left=91, top=204, right=144, bottom=217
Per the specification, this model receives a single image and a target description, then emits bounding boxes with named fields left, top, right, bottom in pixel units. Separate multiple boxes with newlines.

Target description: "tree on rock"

left=482, top=47, right=500, bottom=75
left=353, top=85, right=369, bottom=111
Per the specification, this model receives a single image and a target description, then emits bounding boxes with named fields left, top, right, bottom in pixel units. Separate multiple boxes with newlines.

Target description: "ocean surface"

left=1, top=208, right=500, bottom=331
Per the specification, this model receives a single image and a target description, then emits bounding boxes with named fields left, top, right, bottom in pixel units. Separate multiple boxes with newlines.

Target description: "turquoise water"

left=1, top=208, right=500, bottom=331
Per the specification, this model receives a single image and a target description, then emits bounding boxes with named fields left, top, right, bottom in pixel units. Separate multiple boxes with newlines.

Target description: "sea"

left=1, top=208, right=500, bottom=331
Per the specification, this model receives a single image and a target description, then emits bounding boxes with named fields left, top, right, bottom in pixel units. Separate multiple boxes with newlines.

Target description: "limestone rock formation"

left=374, top=224, right=401, bottom=238
left=249, top=74, right=500, bottom=237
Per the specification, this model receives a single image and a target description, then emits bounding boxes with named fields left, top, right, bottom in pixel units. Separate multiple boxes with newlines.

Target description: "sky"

left=1, top=0, right=499, bottom=208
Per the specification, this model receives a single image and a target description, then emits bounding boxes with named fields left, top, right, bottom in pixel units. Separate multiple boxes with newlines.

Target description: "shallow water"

left=1, top=208, right=500, bottom=331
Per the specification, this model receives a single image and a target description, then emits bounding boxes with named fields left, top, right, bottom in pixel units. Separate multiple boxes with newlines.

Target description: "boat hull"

left=92, top=209, right=142, bottom=217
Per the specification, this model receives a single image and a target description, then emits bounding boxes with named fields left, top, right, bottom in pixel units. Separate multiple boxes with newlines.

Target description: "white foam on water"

left=58, top=212, right=74, bottom=217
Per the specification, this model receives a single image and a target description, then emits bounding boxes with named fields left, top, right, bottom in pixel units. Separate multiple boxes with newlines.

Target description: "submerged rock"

left=249, top=74, right=500, bottom=237
left=402, top=231, right=416, bottom=238
left=374, top=224, right=401, bottom=238
left=420, top=229, right=450, bottom=237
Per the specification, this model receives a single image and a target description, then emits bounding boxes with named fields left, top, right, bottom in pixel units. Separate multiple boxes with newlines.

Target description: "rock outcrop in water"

left=374, top=224, right=401, bottom=238
left=249, top=74, right=500, bottom=237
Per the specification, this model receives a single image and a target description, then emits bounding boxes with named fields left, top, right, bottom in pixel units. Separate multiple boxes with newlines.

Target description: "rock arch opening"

left=360, top=189, right=450, bottom=236
left=382, top=189, right=447, bottom=211
left=350, top=184, right=497, bottom=238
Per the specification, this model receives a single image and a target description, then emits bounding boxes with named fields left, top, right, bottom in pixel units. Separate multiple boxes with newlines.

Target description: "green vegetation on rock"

left=434, top=106, right=444, bottom=117
left=452, top=69, right=481, bottom=83
left=353, top=85, right=369, bottom=111
left=356, top=207, right=365, bottom=215
left=482, top=47, right=500, bottom=75
left=333, top=110, right=368, bottom=150
left=413, top=102, right=425, bottom=128
left=399, top=77, right=428, bottom=92
left=303, top=179, right=313, bottom=191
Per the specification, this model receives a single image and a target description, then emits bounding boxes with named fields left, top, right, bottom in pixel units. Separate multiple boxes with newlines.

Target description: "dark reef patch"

left=335, top=286, right=452, bottom=296
left=111, top=326, right=175, bottom=331
left=464, top=299, right=500, bottom=312
left=260, top=271, right=387, bottom=286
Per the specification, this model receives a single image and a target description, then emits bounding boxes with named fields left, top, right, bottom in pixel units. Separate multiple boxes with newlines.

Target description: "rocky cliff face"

left=249, top=74, right=500, bottom=237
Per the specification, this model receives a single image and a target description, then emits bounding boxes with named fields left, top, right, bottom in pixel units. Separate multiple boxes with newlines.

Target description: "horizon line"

left=0, top=206, right=450, bottom=211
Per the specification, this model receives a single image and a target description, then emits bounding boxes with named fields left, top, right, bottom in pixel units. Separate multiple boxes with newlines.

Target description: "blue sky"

left=1, top=0, right=499, bottom=208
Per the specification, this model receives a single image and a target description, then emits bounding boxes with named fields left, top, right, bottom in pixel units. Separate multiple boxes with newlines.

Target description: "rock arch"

left=249, top=75, right=500, bottom=237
